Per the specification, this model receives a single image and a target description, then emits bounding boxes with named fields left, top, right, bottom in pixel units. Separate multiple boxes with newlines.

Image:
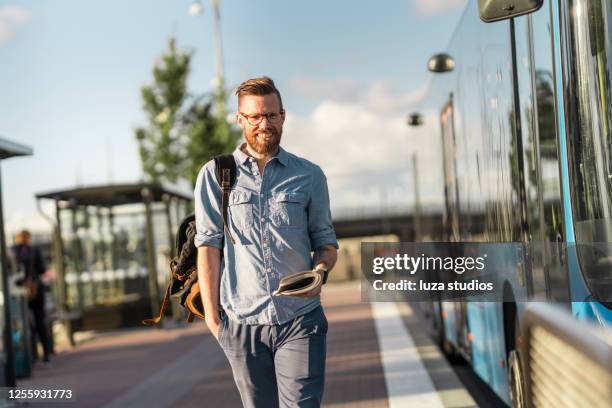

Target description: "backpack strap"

left=214, top=154, right=237, bottom=245
left=142, top=280, right=172, bottom=326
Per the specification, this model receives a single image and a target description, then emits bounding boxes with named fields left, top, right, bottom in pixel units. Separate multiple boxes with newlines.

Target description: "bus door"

left=440, top=96, right=471, bottom=356
left=512, top=3, right=570, bottom=305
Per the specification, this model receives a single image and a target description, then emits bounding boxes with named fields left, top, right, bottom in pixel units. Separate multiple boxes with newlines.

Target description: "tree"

left=182, top=97, right=238, bottom=186
left=136, top=37, right=240, bottom=186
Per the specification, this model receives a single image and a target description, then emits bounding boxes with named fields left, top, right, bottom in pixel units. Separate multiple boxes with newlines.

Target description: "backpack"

left=142, top=154, right=236, bottom=325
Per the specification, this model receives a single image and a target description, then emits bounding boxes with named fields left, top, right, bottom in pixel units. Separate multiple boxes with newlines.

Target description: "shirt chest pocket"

left=269, top=192, right=307, bottom=229
left=229, top=190, right=254, bottom=230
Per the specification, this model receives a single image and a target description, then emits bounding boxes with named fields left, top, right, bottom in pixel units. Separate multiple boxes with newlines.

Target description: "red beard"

left=245, top=128, right=282, bottom=155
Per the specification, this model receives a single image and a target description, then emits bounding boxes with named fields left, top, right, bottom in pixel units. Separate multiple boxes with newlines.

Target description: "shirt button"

left=267, top=268, right=272, bottom=273
left=260, top=217, right=265, bottom=222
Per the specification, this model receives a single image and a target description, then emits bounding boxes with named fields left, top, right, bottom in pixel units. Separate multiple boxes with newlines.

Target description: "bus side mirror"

left=477, top=0, right=543, bottom=23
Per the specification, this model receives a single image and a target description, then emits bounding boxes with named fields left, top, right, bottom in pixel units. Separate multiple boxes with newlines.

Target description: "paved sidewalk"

left=15, top=281, right=473, bottom=407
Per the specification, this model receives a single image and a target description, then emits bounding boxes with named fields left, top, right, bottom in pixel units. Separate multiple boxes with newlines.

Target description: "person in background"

left=12, top=230, right=52, bottom=365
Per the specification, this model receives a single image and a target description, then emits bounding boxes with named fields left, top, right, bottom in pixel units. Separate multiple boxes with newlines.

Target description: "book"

left=273, top=270, right=323, bottom=296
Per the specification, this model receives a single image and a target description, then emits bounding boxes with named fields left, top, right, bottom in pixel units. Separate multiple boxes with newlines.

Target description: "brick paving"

left=18, top=323, right=211, bottom=407
left=321, top=283, right=388, bottom=408
left=15, top=282, right=397, bottom=407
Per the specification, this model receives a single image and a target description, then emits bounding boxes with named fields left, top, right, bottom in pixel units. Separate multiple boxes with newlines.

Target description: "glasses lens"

left=243, top=112, right=283, bottom=126
left=247, top=115, right=262, bottom=126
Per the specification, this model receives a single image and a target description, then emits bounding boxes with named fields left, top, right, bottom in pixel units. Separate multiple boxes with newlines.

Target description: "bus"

left=415, top=1, right=612, bottom=406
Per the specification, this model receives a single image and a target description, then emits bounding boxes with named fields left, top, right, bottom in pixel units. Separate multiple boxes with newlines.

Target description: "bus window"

left=530, top=2, right=569, bottom=303
left=441, top=97, right=461, bottom=242
left=566, top=0, right=612, bottom=307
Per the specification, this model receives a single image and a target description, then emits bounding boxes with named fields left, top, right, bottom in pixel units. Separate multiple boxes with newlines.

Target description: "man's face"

left=236, top=93, right=285, bottom=155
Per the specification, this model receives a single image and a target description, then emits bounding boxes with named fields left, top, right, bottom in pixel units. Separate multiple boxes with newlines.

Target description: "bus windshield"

left=567, top=0, right=612, bottom=305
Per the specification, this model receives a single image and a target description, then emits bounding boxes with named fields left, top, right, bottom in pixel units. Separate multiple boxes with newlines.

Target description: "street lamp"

left=189, top=0, right=227, bottom=120
left=405, top=115, right=422, bottom=239
left=406, top=112, right=424, bottom=127
left=188, top=1, right=203, bottom=16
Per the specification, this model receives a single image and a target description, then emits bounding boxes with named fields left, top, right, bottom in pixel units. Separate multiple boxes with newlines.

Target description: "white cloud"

left=0, top=5, right=29, bottom=45
left=286, top=77, right=362, bottom=104
left=413, top=0, right=467, bottom=17
left=287, top=76, right=427, bottom=115
left=281, top=79, right=444, bottom=214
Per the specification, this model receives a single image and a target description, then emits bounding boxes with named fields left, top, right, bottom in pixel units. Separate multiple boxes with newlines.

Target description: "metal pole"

left=163, top=195, right=182, bottom=321
left=163, top=195, right=175, bottom=258
left=412, top=153, right=421, bottom=240
left=54, top=202, right=74, bottom=346
left=0, top=164, right=16, bottom=386
left=96, top=207, right=110, bottom=298
left=108, top=207, right=119, bottom=297
left=142, top=188, right=160, bottom=318
left=84, top=207, right=97, bottom=304
left=70, top=206, right=84, bottom=310
left=211, top=0, right=226, bottom=119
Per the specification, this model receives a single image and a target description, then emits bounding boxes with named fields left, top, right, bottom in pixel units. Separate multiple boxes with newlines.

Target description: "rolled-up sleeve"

left=308, top=166, right=339, bottom=251
left=194, top=161, right=224, bottom=249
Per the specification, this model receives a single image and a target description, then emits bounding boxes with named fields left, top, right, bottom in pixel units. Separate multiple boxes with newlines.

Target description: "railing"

left=331, top=205, right=443, bottom=221
left=521, top=303, right=612, bottom=408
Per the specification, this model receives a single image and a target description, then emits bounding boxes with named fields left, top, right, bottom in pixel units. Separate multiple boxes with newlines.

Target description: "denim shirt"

left=194, top=144, right=339, bottom=325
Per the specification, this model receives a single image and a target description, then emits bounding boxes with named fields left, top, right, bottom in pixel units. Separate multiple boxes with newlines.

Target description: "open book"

left=273, top=270, right=323, bottom=296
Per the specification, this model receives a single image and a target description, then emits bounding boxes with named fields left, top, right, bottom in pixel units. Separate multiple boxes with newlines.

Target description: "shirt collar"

left=233, top=143, right=251, bottom=165
left=233, top=143, right=289, bottom=167
left=275, top=146, right=289, bottom=167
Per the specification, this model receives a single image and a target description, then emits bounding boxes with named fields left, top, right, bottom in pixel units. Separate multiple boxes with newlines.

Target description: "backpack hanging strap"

left=214, top=155, right=237, bottom=245
left=142, top=281, right=172, bottom=326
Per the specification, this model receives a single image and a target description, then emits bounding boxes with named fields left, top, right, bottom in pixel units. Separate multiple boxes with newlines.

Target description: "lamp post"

left=189, top=0, right=227, bottom=120
left=407, top=113, right=424, bottom=240
left=412, top=153, right=421, bottom=240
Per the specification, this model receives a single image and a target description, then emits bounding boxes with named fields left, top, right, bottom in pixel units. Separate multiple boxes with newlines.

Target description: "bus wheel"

left=508, top=349, right=526, bottom=408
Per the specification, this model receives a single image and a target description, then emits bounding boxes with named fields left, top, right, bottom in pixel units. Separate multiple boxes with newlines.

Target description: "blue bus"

left=416, top=1, right=612, bottom=406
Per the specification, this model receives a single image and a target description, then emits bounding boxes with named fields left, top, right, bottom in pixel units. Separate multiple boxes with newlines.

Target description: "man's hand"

left=205, top=314, right=222, bottom=340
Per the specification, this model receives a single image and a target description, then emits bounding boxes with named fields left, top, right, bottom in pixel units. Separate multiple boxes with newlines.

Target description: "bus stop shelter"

left=36, top=183, right=191, bottom=341
left=0, top=137, right=33, bottom=386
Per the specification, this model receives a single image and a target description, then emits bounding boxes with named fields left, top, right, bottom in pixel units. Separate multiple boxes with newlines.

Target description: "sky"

left=0, top=0, right=468, bottom=234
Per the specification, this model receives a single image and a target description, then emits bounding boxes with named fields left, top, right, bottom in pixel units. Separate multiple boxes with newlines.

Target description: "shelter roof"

left=36, top=183, right=192, bottom=207
left=0, top=137, right=33, bottom=160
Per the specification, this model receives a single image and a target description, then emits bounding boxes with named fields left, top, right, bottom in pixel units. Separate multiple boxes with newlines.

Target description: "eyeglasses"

left=239, top=110, right=285, bottom=126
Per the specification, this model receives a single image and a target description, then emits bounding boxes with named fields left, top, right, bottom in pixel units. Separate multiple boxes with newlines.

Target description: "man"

left=194, top=76, right=338, bottom=408
left=12, top=230, right=52, bottom=365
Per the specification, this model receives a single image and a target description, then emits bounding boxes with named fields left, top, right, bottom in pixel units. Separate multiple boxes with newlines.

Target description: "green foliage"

left=135, top=37, right=240, bottom=186
left=182, top=97, right=240, bottom=186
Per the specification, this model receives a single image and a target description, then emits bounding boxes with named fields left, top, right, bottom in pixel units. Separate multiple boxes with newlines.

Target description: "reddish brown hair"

left=235, top=76, right=283, bottom=109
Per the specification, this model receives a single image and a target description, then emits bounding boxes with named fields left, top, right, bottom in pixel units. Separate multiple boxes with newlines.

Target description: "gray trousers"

left=218, top=305, right=328, bottom=408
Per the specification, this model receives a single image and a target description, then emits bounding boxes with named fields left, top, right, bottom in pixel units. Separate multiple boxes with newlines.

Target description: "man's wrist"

left=203, top=304, right=220, bottom=320
left=205, top=313, right=221, bottom=324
